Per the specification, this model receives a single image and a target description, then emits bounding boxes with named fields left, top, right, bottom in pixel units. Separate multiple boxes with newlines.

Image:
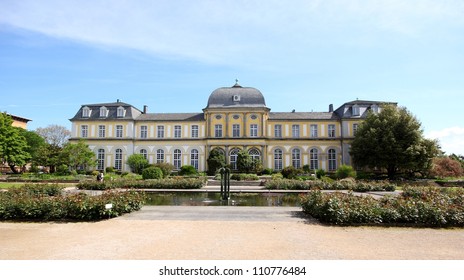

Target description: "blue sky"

left=1, top=0, right=463, bottom=155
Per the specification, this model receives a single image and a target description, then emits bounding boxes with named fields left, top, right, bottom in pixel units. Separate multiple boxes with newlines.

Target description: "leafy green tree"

left=127, top=154, right=150, bottom=174
left=59, top=140, right=96, bottom=171
left=0, top=113, right=31, bottom=173
left=17, top=128, right=47, bottom=165
left=207, top=148, right=226, bottom=175
left=237, top=150, right=254, bottom=173
left=178, top=165, right=198, bottom=176
left=350, top=105, right=440, bottom=179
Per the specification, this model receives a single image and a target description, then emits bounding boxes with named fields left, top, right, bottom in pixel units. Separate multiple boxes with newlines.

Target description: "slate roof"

left=69, top=101, right=143, bottom=121
left=136, top=113, right=205, bottom=122
left=269, top=112, right=338, bottom=120
left=205, top=82, right=267, bottom=109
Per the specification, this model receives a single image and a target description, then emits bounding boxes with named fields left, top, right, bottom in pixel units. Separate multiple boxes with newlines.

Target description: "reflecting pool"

left=144, top=192, right=302, bottom=207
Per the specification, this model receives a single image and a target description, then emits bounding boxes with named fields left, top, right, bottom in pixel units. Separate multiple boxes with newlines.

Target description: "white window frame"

left=292, top=148, right=301, bottom=169
left=98, top=125, right=106, bottom=138
left=310, top=148, right=319, bottom=170
left=292, top=124, right=300, bottom=138
left=140, top=125, right=148, bottom=139
left=97, top=149, right=105, bottom=171
left=174, top=125, right=182, bottom=138
left=310, top=124, right=318, bottom=138
left=232, top=124, right=240, bottom=138
left=328, top=149, right=337, bottom=171
left=115, top=148, right=123, bottom=171
left=140, top=149, right=148, bottom=160
left=274, top=124, right=282, bottom=138
left=173, top=149, right=182, bottom=170
left=156, top=149, right=165, bottom=163
left=250, top=124, right=258, bottom=137
left=274, top=149, right=283, bottom=171
left=191, top=125, right=199, bottom=138
left=115, top=125, right=123, bottom=138
left=157, top=125, right=164, bottom=138
left=215, top=124, right=223, bottom=138
left=328, top=124, right=336, bottom=138
left=81, top=125, right=88, bottom=138
left=190, top=149, right=199, bottom=170
left=82, top=107, right=91, bottom=118
left=99, top=106, right=108, bottom=118
left=117, top=106, right=125, bottom=118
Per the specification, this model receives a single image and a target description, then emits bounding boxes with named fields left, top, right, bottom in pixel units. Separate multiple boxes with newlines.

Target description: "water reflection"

left=145, top=192, right=301, bottom=207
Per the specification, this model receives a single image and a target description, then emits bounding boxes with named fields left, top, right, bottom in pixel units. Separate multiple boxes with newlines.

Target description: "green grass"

left=0, top=182, right=25, bottom=189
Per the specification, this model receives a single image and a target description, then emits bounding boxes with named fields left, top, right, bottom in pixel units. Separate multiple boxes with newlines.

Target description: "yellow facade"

left=69, top=83, right=392, bottom=173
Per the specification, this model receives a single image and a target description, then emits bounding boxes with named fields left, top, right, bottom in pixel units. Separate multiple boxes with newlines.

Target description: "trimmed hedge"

left=77, top=177, right=206, bottom=190
left=0, top=184, right=145, bottom=221
left=300, top=186, right=464, bottom=227
left=265, top=179, right=396, bottom=192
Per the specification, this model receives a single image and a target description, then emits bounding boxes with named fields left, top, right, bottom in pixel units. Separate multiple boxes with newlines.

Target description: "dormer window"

left=117, top=106, right=125, bottom=118
left=82, top=106, right=91, bottom=118
left=371, top=104, right=379, bottom=114
left=233, top=95, right=240, bottom=102
left=352, top=105, right=360, bottom=116
left=99, top=106, right=108, bottom=118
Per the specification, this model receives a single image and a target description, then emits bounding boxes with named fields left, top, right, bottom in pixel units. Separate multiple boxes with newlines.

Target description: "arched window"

left=97, top=149, right=105, bottom=171
left=115, top=148, right=123, bottom=171
left=191, top=149, right=199, bottom=170
left=292, top=148, right=301, bottom=169
left=248, top=148, right=261, bottom=162
left=230, top=148, right=240, bottom=170
left=173, top=149, right=182, bottom=170
left=274, top=149, right=283, bottom=171
left=328, top=149, right=337, bottom=171
left=140, top=149, right=148, bottom=160
left=156, top=149, right=164, bottom=163
left=99, top=106, right=108, bottom=118
left=310, top=148, right=319, bottom=170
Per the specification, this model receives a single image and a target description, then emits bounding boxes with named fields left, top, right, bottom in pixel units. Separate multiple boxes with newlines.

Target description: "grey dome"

left=206, top=82, right=267, bottom=109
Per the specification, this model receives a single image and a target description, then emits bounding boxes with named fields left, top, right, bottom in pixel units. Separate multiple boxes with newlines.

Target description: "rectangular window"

left=140, top=125, right=148, bottom=139
left=81, top=125, right=88, bottom=138
left=157, top=125, right=164, bottom=138
left=232, top=124, right=240, bottom=137
left=292, top=124, right=300, bottom=138
left=215, top=124, right=223, bottom=138
left=115, top=125, right=123, bottom=138
left=191, top=125, right=199, bottom=138
left=274, top=124, right=282, bottom=138
left=174, top=125, right=182, bottom=138
left=353, top=123, right=359, bottom=136
left=328, top=124, right=336, bottom=138
left=250, top=124, right=258, bottom=137
left=98, top=125, right=106, bottom=138
left=310, top=124, right=318, bottom=138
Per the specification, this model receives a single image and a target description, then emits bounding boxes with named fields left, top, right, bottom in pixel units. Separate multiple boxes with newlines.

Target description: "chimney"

left=143, top=105, right=148, bottom=114
left=117, top=99, right=120, bottom=103
left=329, top=104, right=333, bottom=112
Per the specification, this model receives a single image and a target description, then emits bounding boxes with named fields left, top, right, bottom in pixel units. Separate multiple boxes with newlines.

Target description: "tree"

left=127, top=154, right=149, bottom=174
left=0, top=113, right=30, bottom=173
left=430, top=157, right=464, bottom=178
left=207, top=148, right=226, bottom=175
left=237, top=150, right=254, bottom=173
left=350, top=105, right=440, bottom=179
left=59, top=140, right=96, bottom=171
left=17, top=128, right=47, bottom=165
left=36, top=125, right=71, bottom=148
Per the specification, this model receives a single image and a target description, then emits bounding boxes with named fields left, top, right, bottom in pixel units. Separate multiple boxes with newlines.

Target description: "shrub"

left=430, top=157, right=464, bottom=178
left=142, top=167, right=163, bottom=180
left=336, top=165, right=356, bottom=179
left=126, top=154, right=150, bottom=174
left=261, top=168, right=274, bottom=175
left=153, top=163, right=175, bottom=178
left=105, top=167, right=115, bottom=173
left=178, top=165, right=198, bottom=176
left=316, top=169, right=326, bottom=179
left=281, top=166, right=300, bottom=179
left=77, top=177, right=206, bottom=190
left=302, top=164, right=311, bottom=173
left=230, top=173, right=260, bottom=181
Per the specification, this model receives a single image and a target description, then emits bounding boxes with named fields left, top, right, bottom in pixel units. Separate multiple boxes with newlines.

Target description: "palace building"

left=69, top=82, right=394, bottom=173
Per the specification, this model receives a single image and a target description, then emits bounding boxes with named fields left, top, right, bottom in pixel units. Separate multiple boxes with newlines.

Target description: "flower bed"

left=0, top=184, right=145, bottom=221
left=300, top=186, right=464, bottom=227
left=265, top=179, right=396, bottom=192
left=77, top=177, right=206, bottom=190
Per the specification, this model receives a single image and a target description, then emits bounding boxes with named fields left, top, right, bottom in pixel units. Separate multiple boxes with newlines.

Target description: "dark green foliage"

left=0, top=113, right=31, bottom=173
left=77, top=177, right=206, bottom=190
left=315, top=169, right=326, bottom=179
left=261, top=168, right=274, bottom=175
left=207, top=148, right=226, bottom=175
left=300, top=186, right=464, bottom=227
left=126, top=154, right=150, bottom=174
left=350, top=105, right=440, bottom=179
left=265, top=179, right=396, bottom=191
left=142, top=167, right=163, bottom=180
left=153, top=162, right=175, bottom=178
left=336, top=165, right=356, bottom=179
left=230, top=173, right=259, bottom=181
left=0, top=184, right=144, bottom=221
left=106, top=167, right=115, bottom=173
left=281, top=166, right=300, bottom=179
left=178, top=165, right=198, bottom=176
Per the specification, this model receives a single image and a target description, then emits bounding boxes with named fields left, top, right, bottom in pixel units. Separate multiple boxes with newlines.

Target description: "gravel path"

left=1, top=206, right=463, bottom=260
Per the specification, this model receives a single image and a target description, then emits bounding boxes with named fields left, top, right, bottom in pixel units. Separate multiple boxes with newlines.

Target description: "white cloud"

left=1, top=0, right=463, bottom=65
left=426, top=127, right=464, bottom=155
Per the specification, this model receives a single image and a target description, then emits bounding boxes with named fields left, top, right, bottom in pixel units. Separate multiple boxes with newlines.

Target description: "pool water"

left=144, top=192, right=302, bottom=207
